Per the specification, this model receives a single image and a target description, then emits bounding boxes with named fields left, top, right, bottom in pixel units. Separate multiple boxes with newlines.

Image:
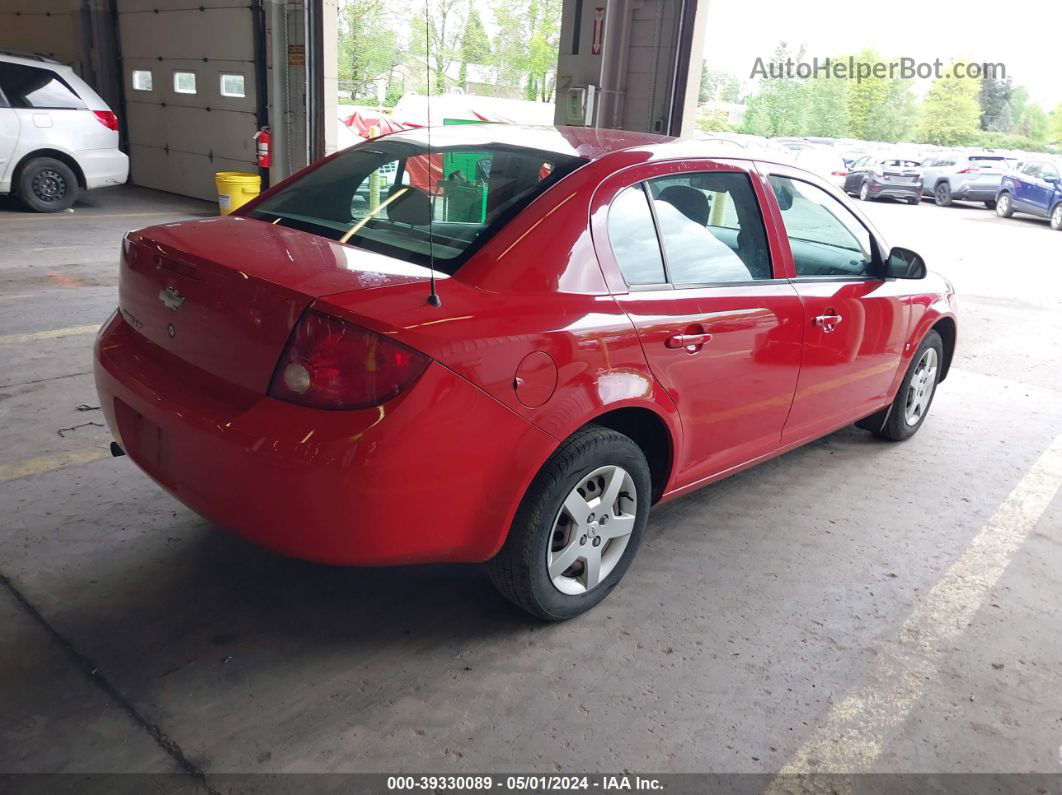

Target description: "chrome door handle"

left=814, top=314, right=843, bottom=333
left=665, top=332, right=712, bottom=350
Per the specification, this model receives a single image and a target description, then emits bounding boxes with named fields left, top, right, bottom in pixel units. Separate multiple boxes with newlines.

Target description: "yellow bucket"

left=214, top=172, right=261, bottom=215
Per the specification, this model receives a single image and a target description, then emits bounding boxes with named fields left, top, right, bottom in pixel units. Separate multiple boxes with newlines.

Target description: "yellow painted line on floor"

left=0, top=324, right=99, bottom=345
left=772, top=432, right=1062, bottom=779
left=0, top=448, right=110, bottom=484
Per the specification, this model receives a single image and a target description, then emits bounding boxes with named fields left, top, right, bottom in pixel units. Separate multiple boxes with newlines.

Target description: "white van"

left=0, top=50, right=129, bottom=212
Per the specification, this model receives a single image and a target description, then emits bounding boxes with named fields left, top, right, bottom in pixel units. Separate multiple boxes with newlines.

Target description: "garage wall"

left=117, top=0, right=262, bottom=200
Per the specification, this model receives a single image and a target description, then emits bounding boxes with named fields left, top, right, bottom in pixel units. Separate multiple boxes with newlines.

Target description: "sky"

left=702, top=0, right=1061, bottom=108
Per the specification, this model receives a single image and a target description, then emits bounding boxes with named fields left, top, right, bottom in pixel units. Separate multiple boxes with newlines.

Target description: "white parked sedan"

left=0, top=50, right=129, bottom=212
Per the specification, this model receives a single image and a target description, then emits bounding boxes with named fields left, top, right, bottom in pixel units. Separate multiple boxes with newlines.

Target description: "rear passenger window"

left=607, top=186, right=666, bottom=285
left=646, top=172, right=772, bottom=284
left=0, top=62, right=85, bottom=109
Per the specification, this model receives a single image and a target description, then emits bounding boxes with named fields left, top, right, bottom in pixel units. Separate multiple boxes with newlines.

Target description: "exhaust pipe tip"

left=110, top=441, right=126, bottom=457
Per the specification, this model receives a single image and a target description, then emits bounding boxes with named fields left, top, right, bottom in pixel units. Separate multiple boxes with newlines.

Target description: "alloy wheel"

left=1052, top=205, right=1062, bottom=230
left=997, top=194, right=1010, bottom=217
left=859, top=182, right=870, bottom=201
left=904, top=347, right=939, bottom=427
left=547, top=465, right=637, bottom=595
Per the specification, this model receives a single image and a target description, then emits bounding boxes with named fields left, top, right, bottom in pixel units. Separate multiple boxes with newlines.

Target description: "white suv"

left=0, top=51, right=129, bottom=212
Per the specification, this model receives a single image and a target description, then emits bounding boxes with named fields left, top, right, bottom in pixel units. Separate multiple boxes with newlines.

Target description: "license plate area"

left=113, top=398, right=170, bottom=485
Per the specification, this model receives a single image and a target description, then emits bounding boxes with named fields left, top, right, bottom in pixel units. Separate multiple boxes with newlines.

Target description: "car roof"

left=0, top=50, right=67, bottom=70
left=380, top=123, right=821, bottom=172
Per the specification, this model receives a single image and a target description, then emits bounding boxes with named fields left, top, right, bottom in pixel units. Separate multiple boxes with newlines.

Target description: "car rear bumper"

left=93, top=311, right=556, bottom=565
left=79, top=148, right=129, bottom=189
left=868, top=180, right=921, bottom=200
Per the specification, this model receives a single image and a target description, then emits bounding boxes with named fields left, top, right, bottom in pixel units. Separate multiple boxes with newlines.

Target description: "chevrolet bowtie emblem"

left=158, top=286, right=185, bottom=311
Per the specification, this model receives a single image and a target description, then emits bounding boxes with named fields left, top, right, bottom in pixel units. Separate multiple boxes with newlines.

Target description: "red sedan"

left=94, top=125, right=957, bottom=619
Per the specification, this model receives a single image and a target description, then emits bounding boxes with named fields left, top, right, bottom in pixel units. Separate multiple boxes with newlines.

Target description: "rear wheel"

left=1051, top=203, right=1062, bottom=231
left=875, top=331, right=943, bottom=442
left=983, top=200, right=997, bottom=210
left=488, top=425, right=650, bottom=620
left=934, top=183, right=953, bottom=207
left=17, top=157, right=79, bottom=212
left=996, top=192, right=1014, bottom=218
left=858, top=181, right=871, bottom=201
left=906, top=196, right=919, bottom=205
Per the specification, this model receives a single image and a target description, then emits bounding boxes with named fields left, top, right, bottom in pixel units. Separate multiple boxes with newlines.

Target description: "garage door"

left=117, top=0, right=262, bottom=200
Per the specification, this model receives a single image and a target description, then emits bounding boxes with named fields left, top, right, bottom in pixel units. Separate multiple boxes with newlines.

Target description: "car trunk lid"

left=119, top=216, right=430, bottom=394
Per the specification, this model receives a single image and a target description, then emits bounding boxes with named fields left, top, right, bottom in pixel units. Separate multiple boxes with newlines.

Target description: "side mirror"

left=886, top=246, right=927, bottom=279
left=1044, top=175, right=1059, bottom=185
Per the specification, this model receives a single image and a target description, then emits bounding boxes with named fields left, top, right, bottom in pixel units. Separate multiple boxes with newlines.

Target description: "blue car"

left=996, top=157, right=1062, bottom=230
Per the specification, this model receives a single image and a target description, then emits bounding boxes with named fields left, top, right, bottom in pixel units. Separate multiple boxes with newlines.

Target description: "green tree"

left=739, top=42, right=808, bottom=136
left=867, top=77, right=916, bottom=142
left=492, top=0, right=561, bottom=101
left=979, top=75, right=1013, bottom=131
left=804, top=75, right=850, bottom=137
left=699, top=66, right=740, bottom=104
left=918, top=66, right=981, bottom=145
left=1050, top=103, right=1062, bottom=144
left=845, top=49, right=890, bottom=140
left=338, top=0, right=401, bottom=99
left=1022, top=104, right=1049, bottom=142
left=458, top=8, right=492, bottom=90
left=411, top=0, right=468, bottom=94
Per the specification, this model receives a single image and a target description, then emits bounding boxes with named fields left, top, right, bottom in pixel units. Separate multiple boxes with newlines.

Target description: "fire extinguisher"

left=254, top=126, right=271, bottom=169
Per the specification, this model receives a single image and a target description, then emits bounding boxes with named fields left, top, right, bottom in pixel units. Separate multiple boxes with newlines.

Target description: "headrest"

left=657, top=185, right=710, bottom=226
left=387, top=186, right=431, bottom=226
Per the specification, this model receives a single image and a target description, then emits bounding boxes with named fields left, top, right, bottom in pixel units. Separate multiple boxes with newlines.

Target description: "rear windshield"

left=246, top=138, right=586, bottom=273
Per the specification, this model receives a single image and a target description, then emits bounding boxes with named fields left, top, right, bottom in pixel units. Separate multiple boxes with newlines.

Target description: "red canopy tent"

left=340, top=110, right=409, bottom=139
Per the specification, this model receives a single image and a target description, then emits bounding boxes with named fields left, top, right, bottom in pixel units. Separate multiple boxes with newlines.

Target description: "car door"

left=763, top=167, right=908, bottom=445
left=920, top=157, right=940, bottom=196
left=1011, top=161, right=1040, bottom=211
left=1027, top=162, right=1059, bottom=216
left=0, top=70, right=22, bottom=186
left=844, top=157, right=868, bottom=193
left=596, top=160, right=804, bottom=486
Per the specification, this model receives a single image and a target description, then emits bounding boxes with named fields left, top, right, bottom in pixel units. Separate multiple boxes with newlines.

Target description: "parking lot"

left=1, top=186, right=1061, bottom=782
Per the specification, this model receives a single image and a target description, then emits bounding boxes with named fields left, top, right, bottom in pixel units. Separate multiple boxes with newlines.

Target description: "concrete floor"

left=1, top=185, right=1061, bottom=786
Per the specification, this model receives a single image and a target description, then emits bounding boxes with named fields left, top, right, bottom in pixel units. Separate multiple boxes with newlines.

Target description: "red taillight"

left=832, top=170, right=847, bottom=177
left=92, top=110, right=119, bottom=131
left=268, top=310, right=430, bottom=410
left=957, top=167, right=980, bottom=174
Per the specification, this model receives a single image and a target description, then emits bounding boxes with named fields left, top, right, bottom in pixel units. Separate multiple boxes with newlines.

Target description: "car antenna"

left=425, top=0, right=441, bottom=307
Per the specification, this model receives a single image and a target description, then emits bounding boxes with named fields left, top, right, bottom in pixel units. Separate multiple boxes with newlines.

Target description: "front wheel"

left=488, top=425, right=651, bottom=620
left=17, top=157, right=79, bottom=212
left=1051, top=203, right=1062, bottom=231
left=875, top=330, right=944, bottom=442
left=996, top=192, right=1014, bottom=218
left=934, top=183, right=953, bottom=207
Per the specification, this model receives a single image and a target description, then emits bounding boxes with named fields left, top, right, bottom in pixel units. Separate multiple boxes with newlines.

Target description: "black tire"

left=983, top=200, right=996, bottom=210
left=906, top=196, right=919, bottom=205
left=17, top=157, right=79, bottom=212
left=934, top=182, right=952, bottom=207
left=1051, top=203, right=1062, bottom=231
left=858, top=181, right=871, bottom=201
left=488, top=425, right=651, bottom=620
left=996, top=192, right=1014, bottom=218
left=875, top=330, right=944, bottom=442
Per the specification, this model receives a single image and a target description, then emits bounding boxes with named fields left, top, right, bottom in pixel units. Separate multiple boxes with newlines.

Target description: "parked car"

left=919, top=151, right=1009, bottom=208
left=776, top=141, right=849, bottom=187
left=0, top=50, right=128, bottom=211
left=844, top=156, right=922, bottom=204
left=995, top=157, right=1062, bottom=230
left=94, top=125, right=957, bottom=620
